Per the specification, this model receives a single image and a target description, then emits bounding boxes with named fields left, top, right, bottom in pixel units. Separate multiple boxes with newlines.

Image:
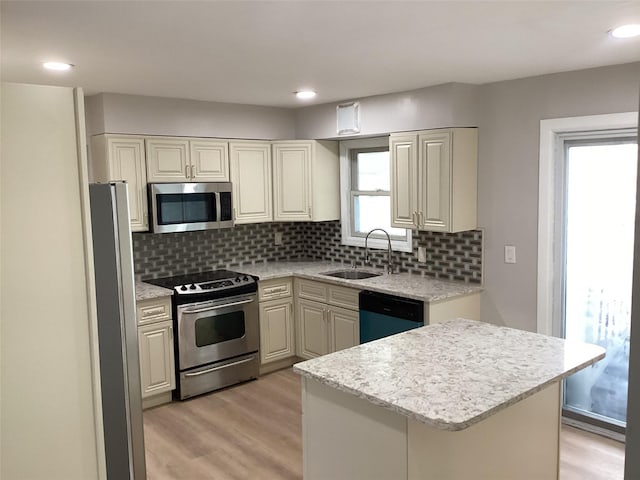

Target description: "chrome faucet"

left=364, top=228, right=394, bottom=274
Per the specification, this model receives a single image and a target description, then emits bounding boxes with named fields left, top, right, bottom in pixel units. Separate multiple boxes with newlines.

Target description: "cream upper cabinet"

left=229, top=140, right=273, bottom=224
left=390, top=134, right=419, bottom=230
left=391, top=128, right=478, bottom=233
left=190, top=140, right=229, bottom=181
left=146, top=137, right=230, bottom=183
left=90, top=134, right=148, bottom=232
left=272, top=140, right=340, bottom=222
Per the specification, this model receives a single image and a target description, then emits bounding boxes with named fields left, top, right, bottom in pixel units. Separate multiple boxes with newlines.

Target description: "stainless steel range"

left=146, top=270, right=259, bottom=399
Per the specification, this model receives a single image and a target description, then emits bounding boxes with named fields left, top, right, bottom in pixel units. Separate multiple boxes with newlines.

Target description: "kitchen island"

left=294, top=318, right=605, bottom=480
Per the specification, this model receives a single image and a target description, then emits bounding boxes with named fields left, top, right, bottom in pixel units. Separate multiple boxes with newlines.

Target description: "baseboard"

left=562, top=416, right=626, bottom=443
left=142, top=391, right=173, bottom=410
left=259, top=356, right=298, bottom=375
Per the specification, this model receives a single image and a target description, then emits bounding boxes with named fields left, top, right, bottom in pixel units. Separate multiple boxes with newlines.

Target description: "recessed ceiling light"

left=610, top=24, right=640, bottom=39
left=43, top=62, right=73, bottom=71
left=295, top=90, right=317, bottom=100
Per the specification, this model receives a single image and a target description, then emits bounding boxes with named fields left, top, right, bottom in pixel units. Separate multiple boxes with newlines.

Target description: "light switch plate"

left=504, top=245, right=516, bottom=264
left=274, top=232, right=283, bottom=246
left=418, top=247, right=427, bottom=263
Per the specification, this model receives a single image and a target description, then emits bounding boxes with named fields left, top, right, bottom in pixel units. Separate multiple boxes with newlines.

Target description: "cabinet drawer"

left=296, top=279, right=328, bottom=303
left=328, top=285, right=360, bottom=311
left=136, top=296, right=172, bottom=326
left=258, top=278, right=293, bottom=301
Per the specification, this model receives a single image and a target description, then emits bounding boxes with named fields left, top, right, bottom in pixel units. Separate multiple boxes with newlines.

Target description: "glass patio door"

left=561, top=137, right=638, bottom=431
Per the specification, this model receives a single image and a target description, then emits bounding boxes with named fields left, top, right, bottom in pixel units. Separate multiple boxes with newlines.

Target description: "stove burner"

left=200, top=280, right=234, bottom=290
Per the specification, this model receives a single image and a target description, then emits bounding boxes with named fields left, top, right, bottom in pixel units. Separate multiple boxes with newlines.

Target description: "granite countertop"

left=293, top=318, right=605, bottom=431
left=237, top=261, right=482, bottom=303
left=135, top=281, right=172, bottom=301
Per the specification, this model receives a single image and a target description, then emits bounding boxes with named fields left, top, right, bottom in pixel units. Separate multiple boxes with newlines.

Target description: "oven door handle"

left=183, top=356, right=256, bottom=377
left=180, top=298, right=254, bottom=314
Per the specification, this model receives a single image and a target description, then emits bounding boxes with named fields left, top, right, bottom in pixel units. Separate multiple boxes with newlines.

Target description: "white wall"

left=86, top=92, right=296, bottom=139
left=1, top=83, right=100, bottom=479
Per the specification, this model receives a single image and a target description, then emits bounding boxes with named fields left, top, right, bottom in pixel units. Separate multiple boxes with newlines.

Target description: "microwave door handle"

left=215, top=191, right=222, bottom=224
left=181, top=298, right=254, bottom=314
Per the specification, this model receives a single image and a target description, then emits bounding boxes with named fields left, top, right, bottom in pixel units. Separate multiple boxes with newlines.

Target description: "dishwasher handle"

left=358, top=290, right=424, bottom=323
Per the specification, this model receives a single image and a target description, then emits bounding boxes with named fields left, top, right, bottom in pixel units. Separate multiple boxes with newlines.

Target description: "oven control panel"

left=174, top=275, right=255, bottom=295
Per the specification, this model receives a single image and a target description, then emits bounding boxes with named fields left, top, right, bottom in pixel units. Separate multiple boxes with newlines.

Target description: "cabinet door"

left=273, top=142, right=312, bottom=221
left=329, top=306, right=359, bottom=353
left=259, top=298, right=295, bottom=365
left=418, top=131, right=451, bottom=232
left=390, top=134, right=419, bottom=229
left=107, top=137, right=148, bottom=232
left=229, top=141, right=273, bottom=224
left=297, top=299, right=329, bottom=359
left=190, top=140, right=229, bottom=181
left=138, top=320, right=175, bottom=398
left=146, top=138, right=189, bottom=182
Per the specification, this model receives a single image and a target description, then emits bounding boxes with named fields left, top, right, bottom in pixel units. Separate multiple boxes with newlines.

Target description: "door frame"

left=537, top=112, right=638, bottom=336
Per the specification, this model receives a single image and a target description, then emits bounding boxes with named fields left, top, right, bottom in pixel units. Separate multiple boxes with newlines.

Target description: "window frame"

left=339, top=137, right=412, bottom=253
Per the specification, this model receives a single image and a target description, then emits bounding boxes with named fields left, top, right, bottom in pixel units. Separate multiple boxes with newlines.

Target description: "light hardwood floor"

left=143, top=368, right=625, bottom=479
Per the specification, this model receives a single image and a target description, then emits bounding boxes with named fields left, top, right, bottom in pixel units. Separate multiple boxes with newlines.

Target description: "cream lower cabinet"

left=136, top=296, right=175, bottom=408
left=296, top=279, right=359, bottom=360
left=91, top=134, right=148, bottom=232
left=391, top=127, right=478, bottom=233
left=230, top=140, right=273, bottom=224
left=258, top=278, right=296, bottom=371
left=272, top=140, right=340, bottom=222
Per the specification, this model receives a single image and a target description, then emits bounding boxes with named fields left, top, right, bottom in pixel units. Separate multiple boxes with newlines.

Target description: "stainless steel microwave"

left=149, top=182, right=233, bottom=233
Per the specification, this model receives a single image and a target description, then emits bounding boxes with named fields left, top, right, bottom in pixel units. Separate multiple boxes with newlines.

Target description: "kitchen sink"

left=321, top=270, right=382, bottom=280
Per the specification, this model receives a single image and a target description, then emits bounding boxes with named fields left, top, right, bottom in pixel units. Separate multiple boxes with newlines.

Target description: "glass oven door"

left=176, top=294, right=259, bottom=370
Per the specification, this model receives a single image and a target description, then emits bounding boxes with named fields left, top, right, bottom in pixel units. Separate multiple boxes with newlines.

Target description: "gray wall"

left=477, top=62, right=640, bottom=332
left=87, top=62, right=640, bottom=334
left=85, top=92, right=296, bottom=139
left=296, top=61, right=640, bottom=332
left=294, top=82, right=480, bottom=139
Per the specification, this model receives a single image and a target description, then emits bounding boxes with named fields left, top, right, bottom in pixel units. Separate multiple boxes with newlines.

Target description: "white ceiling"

left=2, top=1, right=639, bottom=108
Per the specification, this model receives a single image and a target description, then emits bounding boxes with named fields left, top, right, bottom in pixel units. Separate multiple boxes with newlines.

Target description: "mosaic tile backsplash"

left=133, top=221, right=483, bottom=284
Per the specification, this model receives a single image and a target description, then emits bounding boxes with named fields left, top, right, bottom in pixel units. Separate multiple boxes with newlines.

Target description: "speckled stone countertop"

left=294, top=318, right=605, bottom=431
left=237, top=261, right=482, bottom=303
left=135, top=281, right=172, bottom=301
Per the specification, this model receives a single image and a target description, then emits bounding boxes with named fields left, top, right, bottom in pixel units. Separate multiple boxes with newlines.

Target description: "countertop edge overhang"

left=293, top=318, right=606, bottom=431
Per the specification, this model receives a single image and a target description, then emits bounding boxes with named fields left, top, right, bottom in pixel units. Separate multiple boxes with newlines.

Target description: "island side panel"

left=302, top=377, right=408, bottom=480
left=426, top=292, right=481, bottom=324
left=408, top=382, right=561, bottom=480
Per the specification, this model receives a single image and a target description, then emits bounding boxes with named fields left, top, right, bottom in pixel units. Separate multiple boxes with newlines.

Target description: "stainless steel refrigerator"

left=89, top=182, right=146, bottom=479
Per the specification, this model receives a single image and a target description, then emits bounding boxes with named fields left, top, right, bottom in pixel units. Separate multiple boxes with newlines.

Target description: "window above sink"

left=339, top=137, right=412, bottom=253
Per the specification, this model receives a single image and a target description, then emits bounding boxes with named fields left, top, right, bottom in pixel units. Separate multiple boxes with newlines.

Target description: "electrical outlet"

left=418, top=247, right=427, bottom=263
left=274, top=232, right=283, bottom=246
left=504, top=245, right=516, bottom=264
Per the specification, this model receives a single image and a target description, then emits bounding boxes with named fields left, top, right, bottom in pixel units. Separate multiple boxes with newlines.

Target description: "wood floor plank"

left=143, top=368, right=625, bottom=479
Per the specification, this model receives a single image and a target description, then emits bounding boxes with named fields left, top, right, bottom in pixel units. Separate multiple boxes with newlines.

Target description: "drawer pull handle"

left=142, top=306, right=165, bottom=316
left=184, top=356, right=256, bottom=377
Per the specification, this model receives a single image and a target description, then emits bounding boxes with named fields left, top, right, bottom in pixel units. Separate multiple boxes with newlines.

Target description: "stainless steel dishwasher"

left=359, top=290, right=424, bottom=344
